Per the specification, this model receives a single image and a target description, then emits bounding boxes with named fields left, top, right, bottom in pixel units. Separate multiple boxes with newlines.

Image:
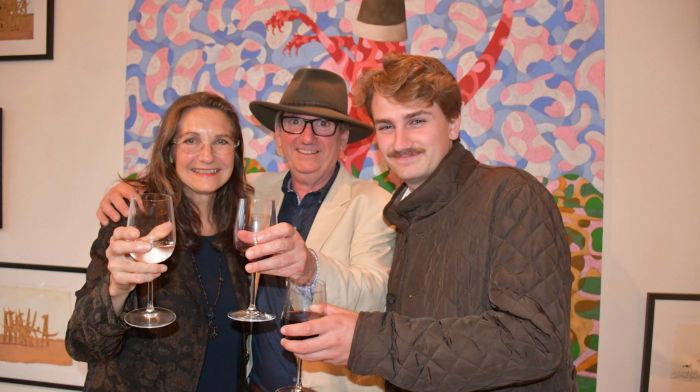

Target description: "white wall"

left=0, top=2, right=127, bottom=266
left=0, top=2, right=128, bottom=391
left=1, top=1, right=699, bottom=391
left=597, top=0, right=700, bottom=390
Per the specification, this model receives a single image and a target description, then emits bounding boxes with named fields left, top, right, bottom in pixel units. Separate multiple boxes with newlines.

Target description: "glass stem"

left=247, top=272, right=259, bottom=311
left=295, top=358, right=303, bottom=391
left=146, top=280, right=155, bottom=313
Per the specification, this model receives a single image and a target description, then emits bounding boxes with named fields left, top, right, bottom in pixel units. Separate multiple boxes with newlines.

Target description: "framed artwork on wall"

left=0, top=0, right=54, bottom=61
left=0, top=262, right=86, bottom=390
left=640, top=292, right=700, bottom=392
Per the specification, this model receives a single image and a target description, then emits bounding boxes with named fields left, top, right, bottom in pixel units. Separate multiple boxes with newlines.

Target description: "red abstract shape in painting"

left=459, top=0, right=513, bottom=103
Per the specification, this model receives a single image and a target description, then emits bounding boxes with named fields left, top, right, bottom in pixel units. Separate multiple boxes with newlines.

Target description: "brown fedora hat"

left=249, top=68, right=373, bottom=143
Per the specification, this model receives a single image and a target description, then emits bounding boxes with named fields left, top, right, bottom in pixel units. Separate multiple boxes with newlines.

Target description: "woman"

left=66, top=92, right=251, bottom=391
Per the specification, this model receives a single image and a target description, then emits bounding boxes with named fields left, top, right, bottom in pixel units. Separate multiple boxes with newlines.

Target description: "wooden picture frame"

left=0, top=262, right=86, bottom=390
left=0, top=0, right=54, bottom=61
left=640, top=292, right=700, bottom=391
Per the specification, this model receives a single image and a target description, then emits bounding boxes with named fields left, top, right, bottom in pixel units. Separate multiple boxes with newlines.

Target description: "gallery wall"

left=598, top=0, right=700, bottom=390
left=0, top=2, right=128, bottom=390
left=0, top=1, right=698, bottom=391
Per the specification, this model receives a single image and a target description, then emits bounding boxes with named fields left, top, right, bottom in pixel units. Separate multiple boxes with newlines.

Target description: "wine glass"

left=123, top=193, right=177, bottom=328
left=228, top=197, right=276, bottom=322
left=277, top=280, right=327, bottom=392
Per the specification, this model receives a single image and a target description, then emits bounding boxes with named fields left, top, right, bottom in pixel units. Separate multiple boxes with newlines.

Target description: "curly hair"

left=352, top=53, right=462, bottom=121
left=128, top=92, right=252, bottom=252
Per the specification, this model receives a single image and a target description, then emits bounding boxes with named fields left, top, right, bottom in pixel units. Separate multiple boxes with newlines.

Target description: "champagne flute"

left=277, top=280, right=327, bottom=392
left=123, top=193, right=177, bottom=328
left=228, top=197, right=276, bottom=322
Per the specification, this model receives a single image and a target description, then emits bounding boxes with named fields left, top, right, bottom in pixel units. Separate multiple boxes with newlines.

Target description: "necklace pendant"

left=209, top=324, right=219, bottom=339
left=191, top=253, right=224, bottom=341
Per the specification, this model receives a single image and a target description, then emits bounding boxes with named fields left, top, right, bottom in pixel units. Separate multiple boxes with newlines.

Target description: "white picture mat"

left=648, top=299, right=700, bottom=391
left=0, top=264, right=87, bottom=388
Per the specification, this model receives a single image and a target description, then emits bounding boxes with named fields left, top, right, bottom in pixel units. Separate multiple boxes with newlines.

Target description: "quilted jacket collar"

left=384, top=142, right=479, bottom=231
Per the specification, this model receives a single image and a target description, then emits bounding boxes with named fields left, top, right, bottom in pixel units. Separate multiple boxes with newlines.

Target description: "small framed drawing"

left=640, top=292, right=700, bottom=392
left=0, top=262, right=87, bottom=390
left=0, top=0, right=54, bottom=61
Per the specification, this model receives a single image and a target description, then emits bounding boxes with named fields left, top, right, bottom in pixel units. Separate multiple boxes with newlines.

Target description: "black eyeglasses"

left=279, top=115, right=339, bottom=137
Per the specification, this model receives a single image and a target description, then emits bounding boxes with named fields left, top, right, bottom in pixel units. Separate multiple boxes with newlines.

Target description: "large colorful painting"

left=123, top=1, right=604, bottom=390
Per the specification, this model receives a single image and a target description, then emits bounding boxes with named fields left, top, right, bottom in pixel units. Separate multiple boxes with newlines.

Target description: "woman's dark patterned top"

left=65, top=220, right=249, bottom=391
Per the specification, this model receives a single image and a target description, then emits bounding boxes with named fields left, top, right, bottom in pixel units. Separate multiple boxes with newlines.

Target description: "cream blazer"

left=248, top=167, right=395, bottom=391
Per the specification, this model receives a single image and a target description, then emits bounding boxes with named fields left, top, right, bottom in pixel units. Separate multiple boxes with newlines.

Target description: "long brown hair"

left=130, top=92, right=252, bottom=251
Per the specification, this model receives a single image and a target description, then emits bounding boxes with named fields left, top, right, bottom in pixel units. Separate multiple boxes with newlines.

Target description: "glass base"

left=124, top=307, right=176, bottom=328
left=227, top=308, right=275, bottom=323
left=275, top=386, right=314, bottom=392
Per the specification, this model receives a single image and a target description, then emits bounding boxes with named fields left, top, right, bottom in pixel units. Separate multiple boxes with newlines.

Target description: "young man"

left=281, top=54, right=576, bottom=391
left=97, top=69, right=394, bottom=392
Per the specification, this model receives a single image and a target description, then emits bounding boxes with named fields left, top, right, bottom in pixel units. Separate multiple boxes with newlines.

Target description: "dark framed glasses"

left=280, top=115, right=339, bottom=137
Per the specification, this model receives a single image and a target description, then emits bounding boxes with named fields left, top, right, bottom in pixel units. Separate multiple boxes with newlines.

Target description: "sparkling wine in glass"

left=276, top=280, right=327, bottom=392
left=123, top=193, right=177, bottom=329
left=227, top=197, right=276, bottom=322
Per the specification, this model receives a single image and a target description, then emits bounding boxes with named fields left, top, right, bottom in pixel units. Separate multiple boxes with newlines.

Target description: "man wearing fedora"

left=243, top=68, right=393, bottom=392
left=96, top=68, right=394, bottom=392
left=280, top=54, right=576, bottom=391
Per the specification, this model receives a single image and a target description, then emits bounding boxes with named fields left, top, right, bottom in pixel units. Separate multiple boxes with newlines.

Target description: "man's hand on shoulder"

left=97, top=181, right=143, bottom=225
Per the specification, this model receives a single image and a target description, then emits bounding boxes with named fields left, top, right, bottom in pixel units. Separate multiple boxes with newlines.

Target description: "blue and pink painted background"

left=123, top=1, right=604, bottom=390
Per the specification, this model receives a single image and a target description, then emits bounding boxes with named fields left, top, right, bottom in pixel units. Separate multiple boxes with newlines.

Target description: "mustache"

left=388, top=148, right=425, bottom=159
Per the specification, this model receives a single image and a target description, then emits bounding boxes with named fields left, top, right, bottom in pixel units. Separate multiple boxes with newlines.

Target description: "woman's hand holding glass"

left=106, top=226, right=167, bottom=314
left=105, top=193, right=177, bottom=328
